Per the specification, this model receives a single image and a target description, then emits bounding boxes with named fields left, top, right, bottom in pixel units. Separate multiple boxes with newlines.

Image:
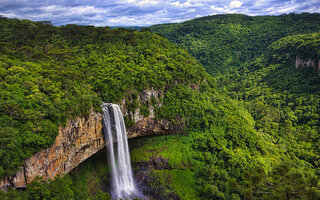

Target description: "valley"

left=0, top=13, right=320, bottom=200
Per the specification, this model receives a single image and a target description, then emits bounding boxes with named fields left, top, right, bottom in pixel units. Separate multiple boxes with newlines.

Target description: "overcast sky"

left=0, top=0, right=319, bottom=26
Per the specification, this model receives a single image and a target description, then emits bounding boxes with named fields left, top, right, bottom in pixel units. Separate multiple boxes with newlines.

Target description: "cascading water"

left=102, top=103, right=137, bottom=199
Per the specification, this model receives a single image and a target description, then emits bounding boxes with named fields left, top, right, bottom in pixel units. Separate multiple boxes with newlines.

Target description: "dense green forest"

left=129, top=31, right=320, bottom=198
left=0, top=16, right=210, bottom=180
left=0, top=16, right=260, bottom=199
left=1, top=13, right=320, bottom=200
left=151, top=13, right=320, bottom=75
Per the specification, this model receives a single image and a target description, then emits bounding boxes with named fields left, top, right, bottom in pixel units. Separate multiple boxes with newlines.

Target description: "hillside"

left=0, top=17, right=273, bottom=199
left=150, top=13, right=320, bottom=75
left=0, top=16, right=208, bottom=179
left=118, top=32, right=320, bottom=200
left=1, top=16, right=320, bottom=200
left=218, top=32, right=320, bottom=199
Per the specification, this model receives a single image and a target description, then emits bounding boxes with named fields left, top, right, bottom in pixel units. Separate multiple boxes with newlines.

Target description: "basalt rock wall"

left=0, top=112, right=104, bottom=189
left=295, top=56, right=320, bottom=73
left=0, top=89, right=175, bottom=189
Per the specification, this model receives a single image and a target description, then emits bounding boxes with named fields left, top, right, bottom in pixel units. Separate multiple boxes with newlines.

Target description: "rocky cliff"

left=295, top=56, right=320, bottom=73
left=122, top=88, right=172, bottom=138
left=0, top=89, right=174, bottom=189
left=0, top=112, right=104, bottom=189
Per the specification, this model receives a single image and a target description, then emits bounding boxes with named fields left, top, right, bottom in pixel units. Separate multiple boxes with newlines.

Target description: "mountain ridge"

left=1, top=14, right=320, bottom=199
left=150, top=13, right=320, bottom=75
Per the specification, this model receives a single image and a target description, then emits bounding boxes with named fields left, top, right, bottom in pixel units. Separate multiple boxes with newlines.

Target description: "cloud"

left=125, top=0, right=160, bottom=6
left=171, top=1, right=203, bottom=8
left=40, top=5, right=108, bottom=16
left=230, top=0, right=242, bottom=8
left=210, top=5, right=228, bottom=13
left=0, top=0, right=319, bottom=26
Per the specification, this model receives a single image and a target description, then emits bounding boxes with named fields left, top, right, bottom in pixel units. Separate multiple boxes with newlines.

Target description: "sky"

left=0, top=0, right=319, bottom=26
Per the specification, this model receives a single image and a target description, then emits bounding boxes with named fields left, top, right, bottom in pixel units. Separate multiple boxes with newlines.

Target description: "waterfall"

left=102, top=103, right=137, bottom=199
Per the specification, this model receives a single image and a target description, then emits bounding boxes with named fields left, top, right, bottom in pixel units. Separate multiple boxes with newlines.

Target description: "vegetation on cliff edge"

left=0, top=16, right=207, bottom=179
left=1, top=15, right=320, bottom=200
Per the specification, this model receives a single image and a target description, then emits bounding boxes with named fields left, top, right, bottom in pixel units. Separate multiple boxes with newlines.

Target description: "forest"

left=151, top=13, right=320, bottom=75
left=1, top=13, right=320, bottom=200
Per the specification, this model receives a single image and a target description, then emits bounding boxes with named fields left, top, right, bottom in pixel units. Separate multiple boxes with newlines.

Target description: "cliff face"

left=0, top=89, right=175, bottom=189
left=0, top=112, right=104, bottom=189
left=121, top=88, right=172, bottom=138
left=295, top=56, right=320, bottom=73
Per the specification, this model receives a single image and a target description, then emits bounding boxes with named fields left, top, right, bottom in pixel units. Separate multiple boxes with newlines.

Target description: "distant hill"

left=219, top=32, right=320, bottom=199
left=151, top=13, right=320, bottom=75
left=109, top=26, right=147, bottom=31
left=1, top=16, right=320, bottom=200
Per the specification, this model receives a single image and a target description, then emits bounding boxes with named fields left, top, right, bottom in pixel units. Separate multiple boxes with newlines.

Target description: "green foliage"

left=151, top=13, right=320, bottom=75
left=0, top=127, right=22, bottom=177
left=267, top=32, right=320, bottom=68
left=217, top=32, right=320, bottom=199
left=93, top=190, right=111, bottom=200
left=131, top=135, right=196, bottom=168
left=0, top=176, right=75, bottom=200
left=0, top=17, right=207, bottom=179
left=261, top=165, right=320, bottom=200
left=139, top=105, right=149, bottom=117
left=0, top=150, right=111, bottom=200
left=69, top=151, right=110, bottom=200
left=2, top=14, right=320, bottom=200
left=129, top=32, right=320, bottom=199
left=130, top=112, right=276, bottom=199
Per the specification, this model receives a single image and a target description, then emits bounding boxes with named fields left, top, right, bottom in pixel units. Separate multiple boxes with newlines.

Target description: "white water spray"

left=102, top=103, right=137, bottom=199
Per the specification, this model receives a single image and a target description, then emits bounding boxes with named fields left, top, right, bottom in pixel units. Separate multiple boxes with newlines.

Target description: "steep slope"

left=0, top=17, right=207, bottom=180
left=0, top=17, right=285, bottom=200
left=2, top=17, right=320, bottom=200
left=121, top=32, right=320, bottom=200
left=218, top=32, right=320, bottom=199
left=150, top=13, right=320, bottom=75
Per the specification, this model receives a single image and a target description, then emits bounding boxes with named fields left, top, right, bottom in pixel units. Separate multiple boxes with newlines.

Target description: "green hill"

left=1, top=16, right=320, bottom=200
left=0, top=17, right=271, bottom=200
left=0, top=16, right=208, bottom=179
left=150, top=13, right=320, bottom=75
left=218, top=32, right=320, bottom=199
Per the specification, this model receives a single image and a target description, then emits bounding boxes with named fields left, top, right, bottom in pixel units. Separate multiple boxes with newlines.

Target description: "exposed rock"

left=121, top=88, right=174, bottom=138
left=128, top=118, right=171, bottom=138
left=1, top=112, right=104, bottom=189
left=295, top=55, right=320, bottom=73
left=120, top=88, right=164, bottom=123
left=1, top=88, right=177, bottom=189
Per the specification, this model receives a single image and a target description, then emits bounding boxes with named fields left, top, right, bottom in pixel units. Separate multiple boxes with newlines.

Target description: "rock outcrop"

left=1, top=89, right=176, bottom=189
left=0, top=112, right=104, bottom=189
left=295, top=56, right=320, bottom=73
left=121, top=88, right=173, bottom=138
